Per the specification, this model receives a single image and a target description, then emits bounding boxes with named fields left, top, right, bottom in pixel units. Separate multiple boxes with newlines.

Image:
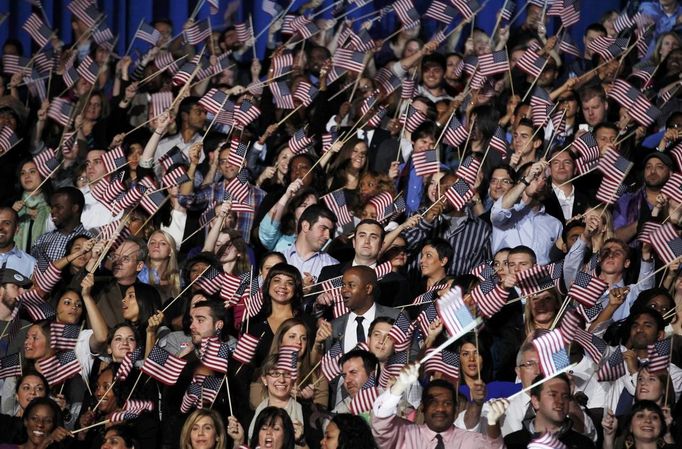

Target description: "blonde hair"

left=146, top=230, right=181, bottom=296
left=523, top=288, right=561, bottom=338
left=179, top=409, right=226, bottom=449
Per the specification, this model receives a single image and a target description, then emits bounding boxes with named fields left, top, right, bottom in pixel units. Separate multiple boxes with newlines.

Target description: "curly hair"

left=330, top=414, right=378, bottom=449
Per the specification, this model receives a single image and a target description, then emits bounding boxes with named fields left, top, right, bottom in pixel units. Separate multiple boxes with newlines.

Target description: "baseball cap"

left=0, top=269, right=33, bottom=288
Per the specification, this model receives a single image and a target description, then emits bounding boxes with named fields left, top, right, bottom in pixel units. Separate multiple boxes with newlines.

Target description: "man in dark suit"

left=544, top=149, right=588, bottom=226
left=326, top=265, right=400, bottom=407
left=314, top=219, right=410, bottom=311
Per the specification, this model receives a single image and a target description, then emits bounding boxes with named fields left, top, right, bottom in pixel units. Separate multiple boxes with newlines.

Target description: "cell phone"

left=579, top=124, right=589, bottom=132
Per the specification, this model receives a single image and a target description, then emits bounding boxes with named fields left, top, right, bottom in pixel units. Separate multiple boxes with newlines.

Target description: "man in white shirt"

left=80, top=149, right=122, bottom=231
left=544, top=149, right=588, bottom=225
left=154, top=97, right=206, bottom=166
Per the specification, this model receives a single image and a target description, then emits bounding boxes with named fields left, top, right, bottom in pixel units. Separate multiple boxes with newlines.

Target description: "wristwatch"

left=520, top=177, right=530, bottom=186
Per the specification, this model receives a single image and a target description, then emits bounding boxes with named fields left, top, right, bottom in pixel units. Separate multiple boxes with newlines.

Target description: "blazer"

left=543, top=185, right=589, bottom=226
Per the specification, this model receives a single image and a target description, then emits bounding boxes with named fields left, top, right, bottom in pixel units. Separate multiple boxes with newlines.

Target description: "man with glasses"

left=95, top=237, right=150, bottom=328
left=80, top=148, right=123, bottom=231
left=31, top=187, right=92, bottom=272
left=544, top=149, right=588, bottom=225
left=563, top=216, right=655, bottom=327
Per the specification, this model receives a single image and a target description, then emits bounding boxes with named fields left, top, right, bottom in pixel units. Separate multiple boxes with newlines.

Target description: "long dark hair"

left=280, top=187, right=318, bottom=236
left=260, top=263, right=303, bottom=318
left=330, top=414, right=378, bottom=449
left=248, top=407, right=296, bottom=449
left=128, top=283, right=162, bottom=334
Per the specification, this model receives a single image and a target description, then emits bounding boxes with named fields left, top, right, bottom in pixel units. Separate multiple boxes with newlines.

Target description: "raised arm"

left=81, top=273, right=109, bottom=354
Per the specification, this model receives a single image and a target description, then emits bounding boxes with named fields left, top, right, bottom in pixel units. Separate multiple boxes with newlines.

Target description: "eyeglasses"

left=107, top=254, right=135, bottom=264
left=266, top=371, right=292, bottom=379
left=518, top=361, right=539, bottom=369
left=490, top=178, right=513, bottom=186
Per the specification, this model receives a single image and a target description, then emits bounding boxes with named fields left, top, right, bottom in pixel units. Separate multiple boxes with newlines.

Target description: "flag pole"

left=506, top=364, right=576, bottom=401
left=160, top=265, right=212, bottom=313
left=124, top=19, right=144, bottom=57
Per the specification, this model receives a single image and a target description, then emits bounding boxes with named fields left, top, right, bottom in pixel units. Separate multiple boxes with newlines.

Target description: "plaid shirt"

left=178, top=180, right=265, bottom=244
left=31, top=224, right=92, bottom=272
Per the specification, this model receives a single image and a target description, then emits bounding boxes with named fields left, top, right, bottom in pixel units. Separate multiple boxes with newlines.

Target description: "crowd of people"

left=0, top=0, right=682, bottom=448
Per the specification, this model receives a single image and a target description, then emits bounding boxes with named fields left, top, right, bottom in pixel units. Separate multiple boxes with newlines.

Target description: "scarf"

left=14, top=191, right=50, bottom=252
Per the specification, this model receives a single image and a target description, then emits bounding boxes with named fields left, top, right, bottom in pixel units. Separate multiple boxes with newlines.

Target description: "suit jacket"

left=543, top=185, right=589, bottom=225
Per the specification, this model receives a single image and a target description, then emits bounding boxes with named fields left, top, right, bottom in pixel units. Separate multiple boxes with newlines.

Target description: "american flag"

left=92, top=22, right=114, bottom=47
left=516, top=50, right=547, bottom=78
left=271, top=53, right=294, bottom=76
left=23, top=69, right=47, bottom=101
left=276, top=345, right=299, bottom=381
left=0, top=126, right=19, bottom=154
left=161, top=166, right=190, bottom=188
left=471, top=278, right=508, bottom=318
left=135, top=22, right=161, bottom=45
left=295, top=21, right=319, bottom=40
left=488, top=126, right=508, bottom=156
left=0, top=353, right=22, bottom=380
left=401, top=104, right=428, bottom=133
left=558, top=33, right=581, bottom=57
left=425, top=0, right=458, bottom=23
left=573, top=327, right=608, bottom=364
left=436, top=287, right=477, bottom=336
left=184, top=19, right=210, bottom=45
left=577, top=301, right=604, bottom=323
left=456, top=155, right=481, bottom=187
left=609, top=79, right=661, bottom=127
left=479, top=50, right=510, bottom=76
left=172, top=56, right=202, bottom=86
left=271, top=81, right=296, bottom=109
left=596, top=177, right=627, bottom=205
left=49, top=322, right=80, bottom=351
left=224, top=139, right=247, bottom=168
left=344, top=27, right=376, bottom=52
left=196, top=266, right=223, bottom=295
left=471, top=262, right=496, bottom=281
left=333, top=48, right=365, bottom=73
left=110, top=399, right=155, bottom=422
left=200, top=336, right=230, bottom=373
left=47, top=98, right=75, bottom=127
left=280, top=15, right=304, bottom=35
left=232, top=333, right=260, bottom=365
left=444, top=178, right=474, bottom=211
left=547, top=0, right=580, bottom=27
left=572, top=132, right=599, bottom=161
left=199, top=88, right=229, bottom=115
left=568, top=271, right=608, bottom=308
left=401, top=78, right=416, bottom=100
left=2, top=55, right=28, bottom=75
left=392, top=0, right=420, bottom=27
left=149, top=91, right=173, bottom=120
left=532, top=329, right=570, bottom=376
left=91, top=176, right=126, bottom=205
left=101, top=146, right=127, bottom=174
left=388, top=312, right=416, bottom=352
left=117, top=347, right=143, bottom=381
left=225, top=171, right=251, bottom=203
left=33, top=146, right=60, bottom=178
left=451, top=0, right=481, bottom=19
left=367, top=106, right=388, bottom=129
left=18, top=289, right=55, bottom=321
left=444, top=116, right=469, bottom=147
left=631, top=64, right=657, bottom=86
left=322, top=189, right=352, bottom=226
left=378, top=351, right=408, bottom=388
left=292, top=80, right=318, bottom=107
left=23, top=13, right=52, bottom=47
left=207, top=0, right=219, bottom=14
left=422, top=349, right=460, bottom=381
left=412, top=150, right=439, bottom=177
left=154, top=52, right=182, bottom=74
left=234, top=100, right=261, bottom=129
left=516, top=263, right=560, bottom=297
left=530, top=87, right=554, bottom=128
left=558, top=308, right=582, bottom=343
left=360, top=93, right=380, bottom=117
left=320, top=341, right=344, bottom=382
left=332, top=290, right=349, bottom=319
left=500, top=0, right=515, bottom=20
left=647, top=339, right=671, bottom=373
left=597, top=348, right=626, bottom=381
left=157, top=147, right=187, bottom=174
left=32, top=262, right=62, bottom=294
left=598, top=149, right=633, bottom=183
left=368, top=192, right=393, bottom=222
left=67, top=0, right=101, bottom=27
left=34, top=47, right=56, bottom=74
left=140, top=190, right=167, bottom=216
left=234, top=22, right=252, bottom=44
left=529, top=432, right=567, bottom=449
left=37, top=350, right=81, bottom=385
left=181, top=380, right=202, bottom=413
left=416, top=303, right=438, bottom=339
left=662, top=173, right=682, bottom=204
left=288, top=129, right=314, bottom=155
left=77, top=56, right=99, bottom=86
left=587, top=36, right=629, bottom=61
left=349, top=375, right=379, bottom=414
left=613, top=11, right=644, bottom=33
left=62, top=62, right=79, bottom=89
left=648, top=223, right=682, bottom=264
left=141, top=345, right=187, bottom=385
left=375, top=68, right=402, bottom=96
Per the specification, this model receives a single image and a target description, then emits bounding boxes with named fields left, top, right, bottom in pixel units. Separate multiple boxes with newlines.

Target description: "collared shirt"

left=80, top=185, right=123, bottom=231
left=178, top=179, right=265, bottom=244
left=404, top=209, right=492, bottom=277
left=639, top=2, right=682, bottom=56
left=155, top=132, right=205, bottom=166
left=343, top=303, right=377, bottom=352
left=0, top=246, right=36, bottom=278
left=613, top=188, right=650, bottom=231
left=490, top=197, right=563, bottom=265
left=283, top=242, right=339, bottom=281
left=31, top=224, right=92, bottom=272
left=552, top=184, right=575, bottom=222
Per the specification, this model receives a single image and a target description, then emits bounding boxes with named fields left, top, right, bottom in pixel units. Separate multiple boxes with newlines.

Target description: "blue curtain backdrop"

left=1, top=0, right=622, bottom=60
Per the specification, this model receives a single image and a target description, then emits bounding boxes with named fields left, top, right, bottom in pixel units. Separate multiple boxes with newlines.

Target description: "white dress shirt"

left=343, top=303, right=377, bottom=353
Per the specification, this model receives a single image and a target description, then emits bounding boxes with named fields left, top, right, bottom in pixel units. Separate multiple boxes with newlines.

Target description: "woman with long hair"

left=326, top=137, right=369, bottom=193
left=321, top=414, right=378, bottom=449
left=603, top=400, right=677, bottom=449
left=523, top=288, right=562, bottom=338
left=179, top=409, right=227, bottom=449
left=12, top=159, right=52, bottom=252
left=138, top=230, right=181, bottom=299
left=203, top=204, right=250, bottom=276
left=227, top=406, right=301, bottom=449
left=0, top=372, right=51, bottom=444
left=3, top=397, right=71, bottom=449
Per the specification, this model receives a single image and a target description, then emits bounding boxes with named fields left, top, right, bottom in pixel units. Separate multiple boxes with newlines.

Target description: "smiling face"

left=24, top=404, right=56, bottom=446
left=263, top=370, right=293, bottom=401
left=0, top=209, right=18, bottom=249
left=24, top=325, right=49, bottom=360
left=268, top=274, right=295, bottom=305
left=108, top=326, right=137, bottom=362
left=636, top=368, right=664, bottom=403
left=257, top=416, right=286, bottom=449
left=628, top=313, right=662, bottom=350
left=630, top=408, right=663, bottom=443
left=280, top=324, right=308, bottom=358
left=56, top=290, right=83, bottom=324
left=349, top=141, right=368, bottom=171
left=16, top=375, right=47, bottom=412
left=531, top=377, right=570, bottom=428
left=276, top=148, right=294, bottom=176
left=489, top=168, right=514, bottom=201
left=190, top=415, right=218, bottom=449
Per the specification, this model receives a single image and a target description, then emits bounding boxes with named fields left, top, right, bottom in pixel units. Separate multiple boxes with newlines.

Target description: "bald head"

left=346, top=266, right=377, bottom=288
left=341, top=266, right=377, bottom=314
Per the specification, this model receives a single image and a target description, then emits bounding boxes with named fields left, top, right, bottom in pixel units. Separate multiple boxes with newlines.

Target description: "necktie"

left=434, top=434, right=444, bottom=449
left=355, top=316, right=366, bottom=344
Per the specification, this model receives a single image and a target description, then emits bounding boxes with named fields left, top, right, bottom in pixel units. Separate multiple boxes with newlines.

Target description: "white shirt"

left=343, top=303, right=377, bottom=353
left=155, top=132, right=205, bottom=170
left=80, top=186, right=122, bottom=231
left=552, top=184, right=575, bottom=221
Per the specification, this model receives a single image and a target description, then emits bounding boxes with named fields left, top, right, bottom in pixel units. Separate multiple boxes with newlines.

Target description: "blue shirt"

left=283, top=243, right=338, bottom=281
left=0, top=246, right=36, bottom=278
left=639, top=2, right=682, bottom=57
